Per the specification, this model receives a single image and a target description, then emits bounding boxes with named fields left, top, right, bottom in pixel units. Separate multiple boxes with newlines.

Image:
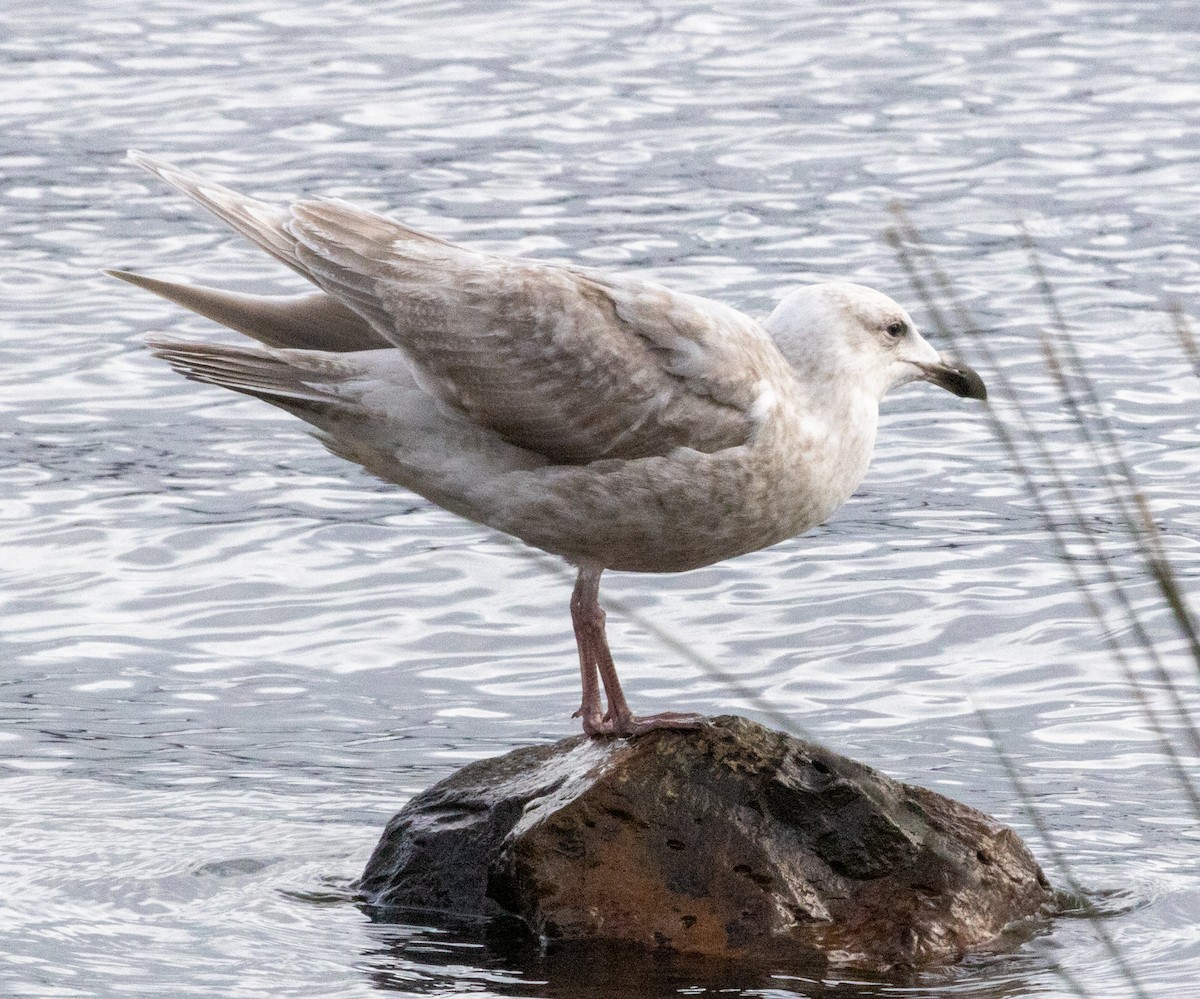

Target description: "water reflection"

left=355, top=917, right=1067, bottom=999
left=360, top=921, right=853, bottom=999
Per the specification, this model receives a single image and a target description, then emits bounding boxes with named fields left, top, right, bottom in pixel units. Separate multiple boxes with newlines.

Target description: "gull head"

left=764, top=282, right=986, bottom=403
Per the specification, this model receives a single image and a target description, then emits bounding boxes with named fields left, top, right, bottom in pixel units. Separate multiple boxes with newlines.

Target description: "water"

left=3, top=0, right=1200, bottom=995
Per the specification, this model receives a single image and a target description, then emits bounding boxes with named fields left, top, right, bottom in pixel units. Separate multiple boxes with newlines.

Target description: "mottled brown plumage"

left=112, top=152, right=985, bottom=736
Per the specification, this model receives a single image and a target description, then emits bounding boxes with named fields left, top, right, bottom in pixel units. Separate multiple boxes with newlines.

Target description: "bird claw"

left=574, top=705, right=610, bottom=736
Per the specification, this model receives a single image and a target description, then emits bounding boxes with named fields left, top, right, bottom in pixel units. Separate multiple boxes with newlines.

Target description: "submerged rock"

left=358, top=716, right=1051, bottom=972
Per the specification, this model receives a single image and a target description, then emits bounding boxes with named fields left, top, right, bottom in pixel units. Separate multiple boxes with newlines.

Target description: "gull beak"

left=913, top=354, right=987, bottom=401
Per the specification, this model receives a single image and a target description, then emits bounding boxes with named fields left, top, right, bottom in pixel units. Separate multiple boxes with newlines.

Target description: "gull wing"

left=286, top=198, right=793, bottom=463
left=129, top=153, right=794, bottom=464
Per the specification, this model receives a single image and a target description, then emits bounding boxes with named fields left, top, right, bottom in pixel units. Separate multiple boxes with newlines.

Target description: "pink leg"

left=569, top=566, right=706, bottom=738
left=570, top=568, right=607, bottom=735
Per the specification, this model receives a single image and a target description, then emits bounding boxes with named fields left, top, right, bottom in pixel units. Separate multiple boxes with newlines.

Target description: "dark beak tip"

left=927, top=360, right=987, bottom=401
left=956, top=367, right=988, bottom=401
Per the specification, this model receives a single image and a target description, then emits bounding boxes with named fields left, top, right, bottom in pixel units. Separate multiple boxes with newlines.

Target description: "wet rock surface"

left=358, top=716, right=1052, bottom=971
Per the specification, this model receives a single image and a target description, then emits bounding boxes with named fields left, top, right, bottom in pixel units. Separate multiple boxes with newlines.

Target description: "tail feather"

left=145, top=337, right=358, bottom=413
left=106, top=269, right=387, bottom=352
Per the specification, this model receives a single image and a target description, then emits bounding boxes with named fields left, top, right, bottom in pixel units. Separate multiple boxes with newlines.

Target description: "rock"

left=358, top=716, right=1052, bottom=972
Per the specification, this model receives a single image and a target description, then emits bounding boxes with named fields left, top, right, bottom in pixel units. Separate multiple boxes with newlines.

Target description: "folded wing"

left=128, top=153, right=794, bottom=465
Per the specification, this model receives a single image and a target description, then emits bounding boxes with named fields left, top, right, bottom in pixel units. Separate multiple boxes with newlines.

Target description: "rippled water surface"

left=4, top=1, right=1200, bottom=996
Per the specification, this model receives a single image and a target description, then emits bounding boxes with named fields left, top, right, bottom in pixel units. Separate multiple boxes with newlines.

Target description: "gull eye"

left=884, top=320, right=907, bottom=340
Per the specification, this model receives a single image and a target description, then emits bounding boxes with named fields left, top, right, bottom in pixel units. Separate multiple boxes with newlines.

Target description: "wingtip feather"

left=126, top=149, right=179, bottom=178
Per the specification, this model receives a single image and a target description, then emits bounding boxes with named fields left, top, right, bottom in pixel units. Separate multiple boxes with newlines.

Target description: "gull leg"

left=570, top=566, right=608, bottom=735
left=569, top=565, right=706, bottom=738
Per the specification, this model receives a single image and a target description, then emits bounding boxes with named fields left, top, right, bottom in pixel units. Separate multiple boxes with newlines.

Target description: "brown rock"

left=358, top=716, right=1052, bottom=972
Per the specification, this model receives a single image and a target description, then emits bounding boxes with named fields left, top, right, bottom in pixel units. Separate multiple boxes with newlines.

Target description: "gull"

left=109, top=152, right=986, bottom=738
